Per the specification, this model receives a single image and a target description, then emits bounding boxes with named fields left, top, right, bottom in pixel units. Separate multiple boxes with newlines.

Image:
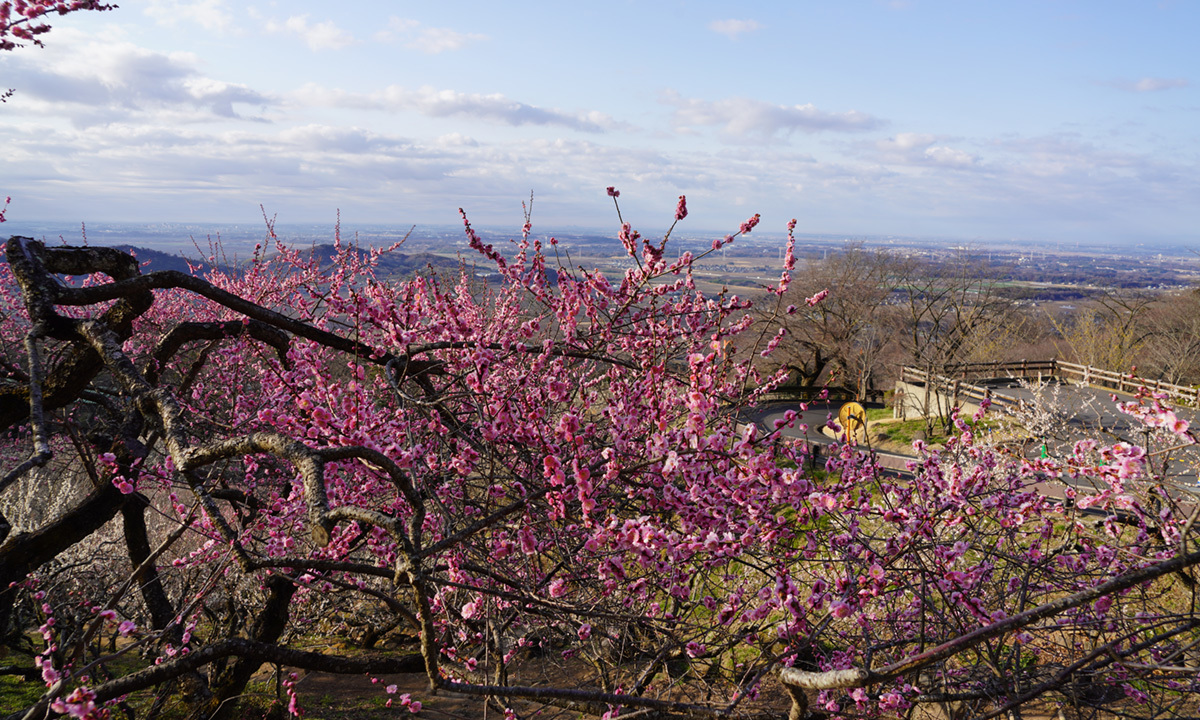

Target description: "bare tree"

left=1140, top=288, right=1200, bottom=385
left=891, top=250, right=1009, bottom=434
left=1049, top=289, right=1157, bottom=374
left=762, top=243, right=898, bottom=397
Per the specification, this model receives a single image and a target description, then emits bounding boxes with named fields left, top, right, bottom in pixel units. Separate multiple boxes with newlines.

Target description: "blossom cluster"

left=0, top=1, right=115, bottom=51
left=4, top=195, right=1199, bottom=718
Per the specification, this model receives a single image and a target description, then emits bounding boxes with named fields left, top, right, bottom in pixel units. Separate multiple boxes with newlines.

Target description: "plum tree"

left=0, top=1, right=115, bottom=52
left=0, top=199, right=1198, bottom=720
left=0, top=0, right=116, bottom=101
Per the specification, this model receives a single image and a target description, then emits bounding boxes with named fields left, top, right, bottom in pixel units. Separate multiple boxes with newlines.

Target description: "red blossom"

left=0, top=0, right=115, bottom=51
left=4, top=194, right=1196, bottom=720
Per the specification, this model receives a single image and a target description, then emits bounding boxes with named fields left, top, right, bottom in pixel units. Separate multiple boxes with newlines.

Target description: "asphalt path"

left=975, top=377, right=1145, bottom=437
left=738, top=399, right=845, bottom=447
left=740, top=382, right=1200, bottom=491
left=738, top=400, right=918, bottom=475
left=975, top=377, right=1199, bottom=488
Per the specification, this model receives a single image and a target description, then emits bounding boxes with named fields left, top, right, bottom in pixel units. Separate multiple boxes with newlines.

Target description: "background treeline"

left=753, top=243, right=1200, bottom=399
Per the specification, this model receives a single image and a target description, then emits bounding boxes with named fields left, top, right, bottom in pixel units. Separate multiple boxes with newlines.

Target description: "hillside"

left=293, top=244, right=468, bottom=282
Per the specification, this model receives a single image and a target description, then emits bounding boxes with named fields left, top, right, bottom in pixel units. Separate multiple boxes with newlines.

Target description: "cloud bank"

left=663, top=91, right=884, bottom=140
left=708, top=19, right=763, bottom=39
left=296, top=84, right=622, bottom=133
left=3, top=34, right=271, bottom=124
left=265, top=14, right=356, bottom=51
left=375, top=17, right=487, bottom=54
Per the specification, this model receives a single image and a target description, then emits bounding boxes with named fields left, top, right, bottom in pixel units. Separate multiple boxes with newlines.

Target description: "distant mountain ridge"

left=2, top=242, right=554, bottom=287
left=110, top=245, right=212, bottom=275
left=291, top=244, right=557, bottom=285
left=292, top=244, right=467, bottom=281
left=1, top=242, right=470, bottom=282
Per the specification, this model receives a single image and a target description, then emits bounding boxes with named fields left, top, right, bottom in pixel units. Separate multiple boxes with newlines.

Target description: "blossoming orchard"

left=2, top=5, right=1200, bottom=719
left=0, top=190, right=1198, bottom=720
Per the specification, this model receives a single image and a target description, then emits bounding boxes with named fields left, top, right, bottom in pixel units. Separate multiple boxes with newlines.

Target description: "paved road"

left=738, top=400, right=918, bottom=475
left=740, top=381, right=1200, bottom=490
left=976, top=377, right=1199, bottom=487
left=738, top=399, right=845, bottom=446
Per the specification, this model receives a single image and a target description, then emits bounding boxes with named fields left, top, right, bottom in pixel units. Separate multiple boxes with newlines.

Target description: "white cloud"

left=1110, top=77, right=1190, bottom=93
left=708, top=19, right=762, bottom=39
left=871, top=133, right=978, bottom=167
left=295, top=84, right=622, bottom=133
left=265, top=14, right=355, bottom=51
left=662, top=90, right=883, bottom=140
left=409, top=28, right=486, bottom=54
left=145, top=0, right=237, bottom=33
left=877, top=133, right=936, bottom=152
left=374, top=17, right=486, bottom=54
left=373, top=16, right=420, bottom=42
left=923, top=146, right=977, bottom=168
left=2, top=35, right=272, bottom=124
left=434, top=133, right=479, bottom=148
left=275, top=125, right=409, bottom=154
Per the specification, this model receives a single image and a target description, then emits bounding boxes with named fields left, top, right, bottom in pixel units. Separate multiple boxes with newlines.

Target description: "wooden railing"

left=900, top=359, right=1200, bottom=408
left=927, top=359, right=1058, bottom=380
left=1055, top=361, right=1200, bottom=406
left=760, top=385, right=859, bottom=403
left=898, top=367, right=1022, bottom=411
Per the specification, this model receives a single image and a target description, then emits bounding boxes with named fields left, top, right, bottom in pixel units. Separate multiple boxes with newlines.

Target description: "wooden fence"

left=1055, top=361, right=1200, bottom=406
left=920, top=359, right=1058, bottom=380
left=900, top=359, right=1200, bottom=409
left=897, top=367, right=1022, bottom=412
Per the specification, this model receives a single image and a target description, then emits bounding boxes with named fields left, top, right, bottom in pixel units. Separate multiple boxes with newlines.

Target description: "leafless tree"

left=761, top=243, right=899, bottom=397
left=1140, top=288, right=1200, bottom=386
left=1049, top=289, right=1157, bottom=374
left=890, top=250, right=1010, bottom=434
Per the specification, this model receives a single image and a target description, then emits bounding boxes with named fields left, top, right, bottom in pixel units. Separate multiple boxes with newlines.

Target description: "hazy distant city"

left=6, top=219, right=1198, bottom=300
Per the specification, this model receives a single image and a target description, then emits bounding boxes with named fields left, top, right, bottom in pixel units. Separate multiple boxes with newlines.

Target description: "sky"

left=1, top=1, right=1198, bottom=246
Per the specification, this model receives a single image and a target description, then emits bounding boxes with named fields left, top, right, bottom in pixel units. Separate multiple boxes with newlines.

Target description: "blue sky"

left=1, top=1, right=1197, bottom=246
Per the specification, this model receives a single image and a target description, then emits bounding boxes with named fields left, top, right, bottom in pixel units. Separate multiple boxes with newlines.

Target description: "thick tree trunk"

left=204, top=574, right=297, bottom=720
left=121, top=496, right=180, bottom=636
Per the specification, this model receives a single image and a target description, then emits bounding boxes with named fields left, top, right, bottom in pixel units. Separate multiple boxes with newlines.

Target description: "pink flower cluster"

left=383, top=684, right=423, bottom=713
left=805, top=289, right=829, bottom=306
left=0, top=1, right=115, bottom=51
left=7, top=192, right=1196, bottom=720
left=674, top=194, right=687, bottom=221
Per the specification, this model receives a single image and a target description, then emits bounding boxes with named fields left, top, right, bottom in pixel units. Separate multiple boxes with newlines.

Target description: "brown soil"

left=280, top=661, right=797, bottom=719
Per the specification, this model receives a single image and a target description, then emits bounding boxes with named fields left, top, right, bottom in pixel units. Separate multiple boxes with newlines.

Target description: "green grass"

left=864, top=407, right=893, bottom=422
left=871, top=415, right=1003, bottom=449
left=0, top=674, right=45, bottom=715
left=873, top=418, right=934, bottom=446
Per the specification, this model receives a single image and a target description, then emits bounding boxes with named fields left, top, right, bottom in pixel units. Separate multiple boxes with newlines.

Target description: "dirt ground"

left=286, top=669, right=1141, bottom=720
left=284, top=666, right=797, bottom=720
left=292, top=670, right=486, bottom=719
